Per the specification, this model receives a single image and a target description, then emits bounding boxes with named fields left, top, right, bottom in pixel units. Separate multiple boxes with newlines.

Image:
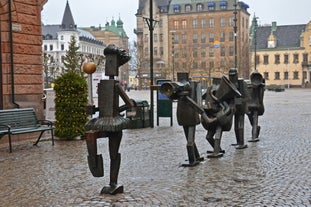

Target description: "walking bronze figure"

left=247, top=70, right=265, bottom=142
left=228, top=68, right=248, bottom=149
left=85, top=44, right=134, bottom=195
left=160, top=79, right=215, bottom=166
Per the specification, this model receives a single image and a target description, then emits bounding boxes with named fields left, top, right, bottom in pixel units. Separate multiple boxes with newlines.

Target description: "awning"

left=207, top=2, right=215, bottom=7
left=240, top=2, right=249, bottom=9
left=173, top=4, right=180, bottom=9
left=219, top=1, right=227, bottom=6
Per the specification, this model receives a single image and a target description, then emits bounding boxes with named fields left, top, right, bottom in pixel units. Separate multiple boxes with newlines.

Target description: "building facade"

left=0, top=0, right=47, bottom=117
left=135, top=0, right=250, bottom=88
left=250, top=20, right=311, bottom=87
left=42, top=1, right=106, bottom=88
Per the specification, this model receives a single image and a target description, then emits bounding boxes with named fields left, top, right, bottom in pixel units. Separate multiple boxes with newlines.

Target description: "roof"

left=255, top=24, right=306, bottom=50
left=60, top=1, right=76, bottom=31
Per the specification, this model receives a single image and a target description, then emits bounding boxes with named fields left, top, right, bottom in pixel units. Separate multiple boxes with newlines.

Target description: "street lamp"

left=252, top=16, right=258, bottom=71
left=233, top=0, right=238, bottom=69
left=170, top=30, right=176, bottom=81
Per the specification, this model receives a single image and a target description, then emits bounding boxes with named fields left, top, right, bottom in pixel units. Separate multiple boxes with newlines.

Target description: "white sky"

left=41, top=0, right=311, bottom=42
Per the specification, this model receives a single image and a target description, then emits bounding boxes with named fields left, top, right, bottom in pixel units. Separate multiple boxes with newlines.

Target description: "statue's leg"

left=100, top=131, right=124, bottom=195
left=235, top=114, right=247, bottom=149
left=249, top=111, right=260, bottom=142
left=207, top=126, right=224, bottom=158
left=86, top=130, right=104, bottom=177
left=182, top=126, right=201, bottom=167
left=206, top=129, right=225, bottom=154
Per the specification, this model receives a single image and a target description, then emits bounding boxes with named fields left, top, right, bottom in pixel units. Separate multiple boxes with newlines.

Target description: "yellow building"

left=250, top=20, right=311, bottom=88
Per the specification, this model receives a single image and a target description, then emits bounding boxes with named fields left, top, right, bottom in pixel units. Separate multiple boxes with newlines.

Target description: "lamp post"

left=233, top=0, right=238, bottom=69
left=252, top=16, right=258, bottom=71
left=144, top=0, right=157, bottom=128
left=170, top=30, right=176, bottom=81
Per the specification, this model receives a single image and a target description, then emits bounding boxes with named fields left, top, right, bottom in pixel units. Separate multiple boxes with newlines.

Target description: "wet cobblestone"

left=1, top=89, right=311, bottom=206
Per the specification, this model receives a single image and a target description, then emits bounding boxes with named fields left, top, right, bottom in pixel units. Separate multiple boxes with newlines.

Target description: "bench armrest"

left=38, top=120, right=54, bottom=127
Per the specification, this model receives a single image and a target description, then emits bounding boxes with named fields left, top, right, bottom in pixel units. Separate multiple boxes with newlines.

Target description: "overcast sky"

left=41, top=0, right=311, bottom=42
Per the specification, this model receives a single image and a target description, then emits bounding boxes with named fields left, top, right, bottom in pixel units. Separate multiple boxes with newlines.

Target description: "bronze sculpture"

left=247, top=70, right=265, bottom=142
left=228, top=68, right=248, bottom=149
left=160, top=79, right=215, bottom=166
left=85, top=44, right=134, bottom=195
left=202, top=76, right=241, bottom=158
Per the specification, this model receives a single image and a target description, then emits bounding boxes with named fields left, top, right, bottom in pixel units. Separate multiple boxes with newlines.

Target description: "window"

left=160, top=47, right=164, bottom=56
left=229, top=32, right=234, bottom=41
left=193, top=48, right=198, bottom=58
left=154, top=34, right=158, bottom=42
left=220, top=32, right=225, bottom=42
left=303, top=53, right=308, bottom=63
left=182, top=20, right=187, bottom=29
left=229, top=46, right=234, bottom=56
left=209, top=48, right=214, bottom=57
left=196, top=3, right=203, bottom=11
left=220, top=18, right=226, bottom=27
left=193, top=34, right=198, bottom=43
left=201, top=48, right=206, bottom=57
left=229, top=17, right=234, bottom=26
left=275, top=54, right=280, bottom=64
left=182, top=62, right=187, bottom=69
left=220, top=1, right=227, bottom=10
left=293, top=54, right=299, bottom=63
left=303, top=71, right=307, bottom=80
left=263, top=55, right=269, bottom=65
left=284, top=54, right=289, bottom=64
left=274, top=72, right=280, bottom=80
left=173, top=5, right=181, bottom=13
left=182, top=48, right=187, bottom=58
left=208, top=3, right=215, bottom=11
left=201, top=61, right=206, bottom=69
left=209, top=18, right=214, bottom=28
left=182, top=34, right=187, bottom=44
left=255, top=55, right=260, bottom=65
left=160, top=34, right=163, bottom=42
left=193, top=62, right=198, bottom=69
left=174, top=20, right=179, bottom=30
left=209, top=32, right=214, bottom=42
left=154, top=47, right=158, bottom=56
left=44, top=45, right=47, bottom=51
left=201, top=19, right=206, bottom=28
left=284, top=71, right=288, bottom=80
left=192, top=19, right=198, bottom=29
left=61, top=44, right=64, bottom=51
left=60, top=35, right=64, bottom=40
left=209, top=61, right=214, bottom=69
left=144, top=47, right=149, bottom=56
left=174, top=34, right=179, bottom=44
left=49, top=45, right=53, bottom=51
left=201, top=33, right=206, bottom=43
left=185, top=4, right=192, bottom=12
left=220, top=46, right=225, bottom=56
left=264, top=72, right=269, bottom=80
left=293, top=71, right=299, bottom=79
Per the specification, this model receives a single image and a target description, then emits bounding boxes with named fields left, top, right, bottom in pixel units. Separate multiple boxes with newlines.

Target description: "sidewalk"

left=0, top=89, right=310, bottom=206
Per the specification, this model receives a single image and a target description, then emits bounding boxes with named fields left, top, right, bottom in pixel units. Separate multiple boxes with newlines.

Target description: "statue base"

left=100, top=184, right=124, bottom=195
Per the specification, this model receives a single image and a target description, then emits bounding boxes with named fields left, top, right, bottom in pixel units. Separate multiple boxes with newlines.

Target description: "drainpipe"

left=8, top=0, right=20, bottom=108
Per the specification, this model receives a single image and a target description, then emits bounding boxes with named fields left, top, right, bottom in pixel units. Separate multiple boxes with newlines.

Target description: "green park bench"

left=0, top=108, right=54, bottom=153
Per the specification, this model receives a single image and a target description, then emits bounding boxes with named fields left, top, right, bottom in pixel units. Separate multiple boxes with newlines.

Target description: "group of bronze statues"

left=160, top=69, right=265, bottom=166
left=84, top=45, right=265, bottom=195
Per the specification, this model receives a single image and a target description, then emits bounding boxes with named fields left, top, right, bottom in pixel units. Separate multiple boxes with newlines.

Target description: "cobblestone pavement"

left=0, top=89, right=311, bottom=207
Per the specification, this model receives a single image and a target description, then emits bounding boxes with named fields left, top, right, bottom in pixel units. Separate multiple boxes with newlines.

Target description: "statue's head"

left=104, top=44, right=131, bottom=77
left=228, top=68, right=238, bottom=84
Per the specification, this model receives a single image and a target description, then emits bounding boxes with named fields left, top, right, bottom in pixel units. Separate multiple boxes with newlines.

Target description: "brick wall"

left=0, top=0, right=47, bottom=118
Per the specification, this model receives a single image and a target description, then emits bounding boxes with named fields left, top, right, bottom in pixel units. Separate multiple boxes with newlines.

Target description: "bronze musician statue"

left=85, top=44, right=134, bottom=195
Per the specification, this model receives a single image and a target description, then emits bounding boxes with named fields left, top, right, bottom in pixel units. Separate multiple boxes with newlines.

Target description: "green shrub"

left=54, top=35, right=88, bottom=140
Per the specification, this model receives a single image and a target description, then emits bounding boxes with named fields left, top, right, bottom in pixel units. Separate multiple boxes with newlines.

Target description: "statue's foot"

left=100, top=184, right=124, bottom=195
left=181, top=160, right=200, bottom=167
left=207, top=152, right=224, bottom=158
left=248, top=138, right=259, bottom=142
left=235, top=144, right=248, bottom=149
left=207, top=149, right=225, bottom=154
left=196, top=156, right=204, bottom=162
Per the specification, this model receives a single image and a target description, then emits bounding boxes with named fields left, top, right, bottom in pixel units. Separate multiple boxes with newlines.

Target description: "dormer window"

left=185, top=4, right=192, bottom=12
left=219, top=1, right=227, bottom=10
left=173, top=4, right=181, bottom=13
left=208, top=2, right=215, bottom=11
left=267, top=34, right=277, bottom=48
left=196, top=3, right=203, bottom=11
